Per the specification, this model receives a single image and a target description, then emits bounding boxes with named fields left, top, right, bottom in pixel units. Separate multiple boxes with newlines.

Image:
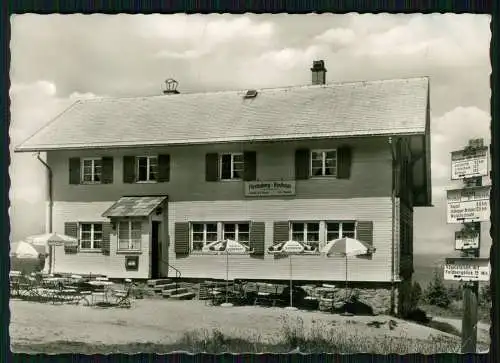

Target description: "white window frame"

left=222, top=222, right=250, bottom=244
left=135, top=156, right=158, bottom=183
left=81, top=157, right=102, bottom=183
left=310, top=149, right=337, bottom=177
left=79, top=223, right=103, bottom=250
left=325, top=221, right=357, bottom=241
left=219, top=153, right=244, bottom=180
left=190, top=222, right=219, bottom=251
left=117, top=220, right=142, bottom=251
left=289, top=222, right=321, bottom=247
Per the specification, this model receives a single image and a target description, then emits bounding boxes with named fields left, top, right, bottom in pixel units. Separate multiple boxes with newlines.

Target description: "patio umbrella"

left=10, top=241, right=44, bottom=274
left=25, top=233, right=79, bottom=273
left=321, top=237, right=375, bottom=315
left=204, top=239, right=251, bottom=307
left=268, top=240, right=307, bottom=310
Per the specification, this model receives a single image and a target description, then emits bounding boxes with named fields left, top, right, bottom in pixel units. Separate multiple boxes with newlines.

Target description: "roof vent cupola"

left=311, top=60, right=327, bottom=85
left=163, top=78, right=180, bottom=95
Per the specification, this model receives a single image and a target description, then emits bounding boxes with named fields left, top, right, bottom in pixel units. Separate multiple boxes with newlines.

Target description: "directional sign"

left=451, top=147, right=488, bottom=180
left=454, top=230, right=480, bottom=250
left=446, top=186, right=490, bottom=224
left=444, top=257, right=490, bottom=282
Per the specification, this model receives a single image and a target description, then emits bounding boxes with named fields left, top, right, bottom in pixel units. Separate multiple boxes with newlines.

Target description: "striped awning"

left=102, top=196, right=167, bottom=218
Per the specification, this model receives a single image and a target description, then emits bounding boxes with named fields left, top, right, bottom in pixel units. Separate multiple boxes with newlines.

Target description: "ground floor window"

left=326, top=221, right=356, bottom=241
left=191, top=223, right=218, bottom=251
left=291, top=222, right=320, bottom=250
left=79, top=223, right=103, bottom=250
left=118, top=220, right=142, bottom=250
left=223, top=222, right=250, bottom=246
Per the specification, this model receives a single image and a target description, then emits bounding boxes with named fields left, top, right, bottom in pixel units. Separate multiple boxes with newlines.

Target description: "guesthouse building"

left=15, top=61, right=432, bottom=314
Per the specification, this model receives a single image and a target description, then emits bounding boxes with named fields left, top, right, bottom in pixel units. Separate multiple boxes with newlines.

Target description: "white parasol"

left=321, top=237, right=375, bottom=315
left=10, top=241, right=44, bottom=274
left=269, top=240, right=308, bottom=310
left=203, top=239, right=251, bottom=307
left=25, top=233, right=79, bottom=273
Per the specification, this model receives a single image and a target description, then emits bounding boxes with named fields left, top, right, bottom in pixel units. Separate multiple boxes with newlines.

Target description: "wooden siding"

left=168, top=197, right=393, bottom=282
left=48, top=137, right=392, bottom=203
left=51, top=202, right=153, bottom=278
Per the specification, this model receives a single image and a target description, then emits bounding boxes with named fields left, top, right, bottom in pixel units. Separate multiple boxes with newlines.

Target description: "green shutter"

left=101, top=157, right=114, bottom=184
left=69, top=158, right=81, bottom=185
left=295, top=149, right=310, bottom=180
left=243, top=151, right=257, bottom=181
left=356, top=221, right=374, bottom=249
left=101, top=223, right=112, bottom=255
left=123, top=156, right=136, bottom=183
left=249, top=222, right=265, bottom=255
left=174, top=222, right=190, bottom=255
left=273, top=221, right=290, bottom=244
left=337, top=146, right=352, bottom=179
left=64, top=222, right=79, bottom=254
left=205, top=153, right=219, bottom=182
left=157, top=154, right=171, bottom=182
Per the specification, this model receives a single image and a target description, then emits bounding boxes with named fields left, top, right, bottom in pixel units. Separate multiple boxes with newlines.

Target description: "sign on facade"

left=446, top=186, right=490, bottom=224
left=455, top=230, right=480, bottom=250
left=444, top=257, right=490, bottom=282
left=451, top=147, right=488, bottom=180
left=245, top=181, right=296, bottom=197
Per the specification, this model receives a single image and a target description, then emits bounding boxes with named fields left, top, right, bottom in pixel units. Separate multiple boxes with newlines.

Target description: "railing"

left=160, top=259, right=181, bottom=291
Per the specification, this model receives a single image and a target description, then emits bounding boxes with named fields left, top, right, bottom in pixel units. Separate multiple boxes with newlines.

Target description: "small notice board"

left=446, top=186, right=490, bottom=224
left=443, top=257, right=490, bottom=282
left=450, top=147, right=488, bottom=180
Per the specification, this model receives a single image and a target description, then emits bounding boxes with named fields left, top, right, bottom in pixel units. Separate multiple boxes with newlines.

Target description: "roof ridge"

left=75, top=76, right=430, bottom=104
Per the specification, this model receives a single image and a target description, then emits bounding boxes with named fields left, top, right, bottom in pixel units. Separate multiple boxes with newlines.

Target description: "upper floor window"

left=191, top=222, right=218, bottom=251
left=79, top=223, right=103, bottom=250
left=117, top=220, right=142, bottom=251
left=326, top=221, right=356, bottom=241
left=81, top=158, right=102, bottom=183
left=291, top=222, right=320, bottom=250
left=220, top=153, right=244, bottom=180
left=136, top=156, right=158, bottom=182
left=223, top=222, right=250, bottom=245
left=311, top=149, right=337, bottom=177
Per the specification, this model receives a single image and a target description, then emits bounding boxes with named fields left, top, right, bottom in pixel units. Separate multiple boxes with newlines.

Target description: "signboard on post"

left=446, top=186, right=490, bottom=224
left=443, top=257, right=490, bottom=282
left=455, top=230, right=480, bottom=250
left=451, top=147, right=488, bottom=180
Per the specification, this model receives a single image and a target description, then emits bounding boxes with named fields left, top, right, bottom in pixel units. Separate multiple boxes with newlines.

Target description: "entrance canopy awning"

left=102, top=195, right=167, bottom=218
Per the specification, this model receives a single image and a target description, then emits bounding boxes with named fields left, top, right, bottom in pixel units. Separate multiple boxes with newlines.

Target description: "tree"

left=425, top=269, right=451, bottom=308
left=410, top=281, right=423, bottom=308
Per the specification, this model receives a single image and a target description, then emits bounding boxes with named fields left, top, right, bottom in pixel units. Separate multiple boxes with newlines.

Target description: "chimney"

left=311, top=60, right=327, bottom=85
left=163, top=78, right=180, bottom=95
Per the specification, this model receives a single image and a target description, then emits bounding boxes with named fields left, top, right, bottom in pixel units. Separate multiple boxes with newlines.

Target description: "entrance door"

left=151, top=221, right=161, bottom=279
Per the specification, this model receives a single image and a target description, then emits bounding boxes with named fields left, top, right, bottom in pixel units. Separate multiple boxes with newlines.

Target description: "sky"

left=9, top=13, right=492, bottom=258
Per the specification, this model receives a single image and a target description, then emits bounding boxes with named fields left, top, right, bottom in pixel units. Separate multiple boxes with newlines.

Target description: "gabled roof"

left=102, top=196, right=167, bottom=218
left=15, top=77, right=430, bottom=152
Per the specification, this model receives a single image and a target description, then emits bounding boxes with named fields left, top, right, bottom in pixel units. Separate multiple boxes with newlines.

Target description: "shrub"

left=425, top=270, right=451, bottom=308
left=480, top=284, right=491, bottom=305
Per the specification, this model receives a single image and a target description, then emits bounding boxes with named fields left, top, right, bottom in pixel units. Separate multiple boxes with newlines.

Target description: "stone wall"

left=301, top=285, right=395, bottom=315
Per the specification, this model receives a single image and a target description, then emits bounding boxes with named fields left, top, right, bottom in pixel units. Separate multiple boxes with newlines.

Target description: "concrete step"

left=152, top=283, right=178, bottom=293
left=169, top=291, right=196, bottom=300
left=162, top=287, right=189, bottom=298
left=147, top=279, right=172, bottom=287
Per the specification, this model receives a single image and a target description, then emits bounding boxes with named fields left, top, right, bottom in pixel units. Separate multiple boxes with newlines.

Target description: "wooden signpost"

left=444, top=138, right=490, bottom=354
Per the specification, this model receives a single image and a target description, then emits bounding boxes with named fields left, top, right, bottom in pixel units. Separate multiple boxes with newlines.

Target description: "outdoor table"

left=87, top=281, right=114, bottom=305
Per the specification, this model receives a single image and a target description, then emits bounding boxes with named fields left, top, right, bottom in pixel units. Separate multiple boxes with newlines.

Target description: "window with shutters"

left=81, top=158, right=102, bottom=183
left=290, top=222, right=320, bottom=250
left=326, top=221, right=356, bottom=241
left=311, top=149, right=337, bottom=177
left=191, top=223, right=218, bottom=251
left=223, top=222, right=250, bottom=247
left=118, top=220, right=142, bottom=251
left=79, top=223, right=103, bottom=250
left=220, top=153, right=244, bottom=180
left=136, top=156, right=158, bottom=182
